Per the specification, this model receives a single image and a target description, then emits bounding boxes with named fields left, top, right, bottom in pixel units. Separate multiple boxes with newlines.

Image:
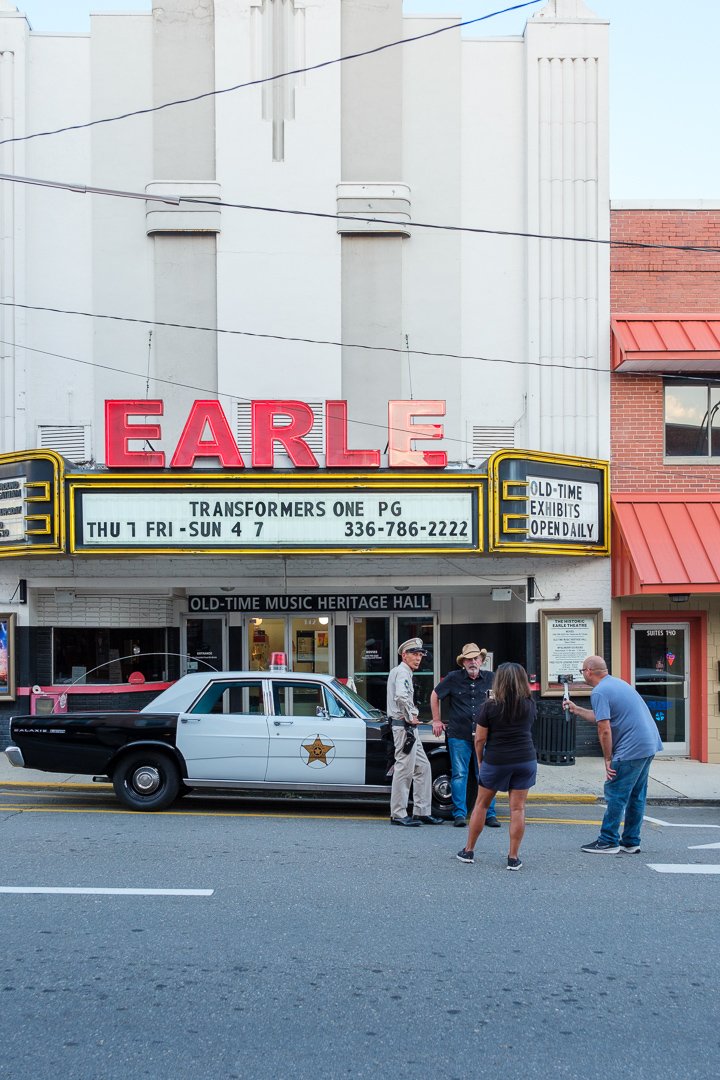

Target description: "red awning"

left=612, top=495, right=720, bottom=596
left=611, top=315, right=720, bottom=372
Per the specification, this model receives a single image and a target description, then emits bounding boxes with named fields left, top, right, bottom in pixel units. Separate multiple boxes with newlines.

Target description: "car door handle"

left=180, top=716, right=202, bottom=724
left=273, top=720, right=294, bottom=726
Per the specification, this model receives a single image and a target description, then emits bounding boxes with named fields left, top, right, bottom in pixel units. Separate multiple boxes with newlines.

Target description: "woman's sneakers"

left=456, top=848, right=474, bottom=863
left=506, top=856, right=522, bottom=871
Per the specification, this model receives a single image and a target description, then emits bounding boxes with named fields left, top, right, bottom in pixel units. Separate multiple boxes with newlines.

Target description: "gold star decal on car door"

left=301, top=735, right=335, bottom=767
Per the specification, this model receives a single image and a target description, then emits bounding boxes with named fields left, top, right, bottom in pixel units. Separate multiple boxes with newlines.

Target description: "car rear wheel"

left=430, top=753, right=453, bottom=819
left=112, top=750, right=180, bottom=812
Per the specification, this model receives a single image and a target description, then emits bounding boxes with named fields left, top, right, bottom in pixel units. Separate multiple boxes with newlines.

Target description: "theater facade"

left=0, top=397, right=610, bottom=752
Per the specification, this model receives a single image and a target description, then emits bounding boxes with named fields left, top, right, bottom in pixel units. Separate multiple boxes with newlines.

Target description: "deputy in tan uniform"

left=387, top=638, right=444, bottom=827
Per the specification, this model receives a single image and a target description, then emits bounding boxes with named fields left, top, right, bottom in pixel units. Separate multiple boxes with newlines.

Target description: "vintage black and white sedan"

left=5, top=672, right=452, bottom=815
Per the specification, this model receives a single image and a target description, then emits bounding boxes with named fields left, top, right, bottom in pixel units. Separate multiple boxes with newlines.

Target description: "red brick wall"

left=611, top=209, right=720, bottom=493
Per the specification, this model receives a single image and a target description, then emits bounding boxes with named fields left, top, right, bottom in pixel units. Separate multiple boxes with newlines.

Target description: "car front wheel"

left=112, top=750, right=180, bottom=812
left=430, top=753, right=453, bottom=819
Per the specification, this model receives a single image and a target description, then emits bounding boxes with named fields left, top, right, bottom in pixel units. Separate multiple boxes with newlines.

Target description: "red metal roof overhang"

left=612, top=495, right=720, bottom=596
left=611, top=314, right=720, bottom=373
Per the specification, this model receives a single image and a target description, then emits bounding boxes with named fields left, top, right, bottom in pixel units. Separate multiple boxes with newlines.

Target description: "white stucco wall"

left=0, top=0, right=609, bottom=468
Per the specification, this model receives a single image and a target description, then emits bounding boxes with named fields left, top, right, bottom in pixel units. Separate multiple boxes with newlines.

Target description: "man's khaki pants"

left=390, top=726, right=432, bottom=819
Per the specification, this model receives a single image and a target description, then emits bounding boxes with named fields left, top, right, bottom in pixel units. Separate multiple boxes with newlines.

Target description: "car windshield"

left=331, top=679, right=385, bottom=719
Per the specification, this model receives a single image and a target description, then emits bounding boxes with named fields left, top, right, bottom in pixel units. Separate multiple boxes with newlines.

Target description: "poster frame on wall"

left=539, top=608, right=603, bottom=697
left=0, top=612, right=17, bottom=701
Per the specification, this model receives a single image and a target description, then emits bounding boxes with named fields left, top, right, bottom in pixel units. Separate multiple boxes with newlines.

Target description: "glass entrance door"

left=352, top=617, right=392, bottom=715
left=183, top=617, right=226, bottom=674
left=350, top=614, right=437, bottom=720
left=245, top=616, right=333, bottom=673
left=631, top=622, right=689, bottom=754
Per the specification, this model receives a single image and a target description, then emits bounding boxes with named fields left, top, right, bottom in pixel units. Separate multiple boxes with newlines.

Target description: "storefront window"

left=665, top=382, right=720, bottom=459
left=53, top=628, right=169, bottom=684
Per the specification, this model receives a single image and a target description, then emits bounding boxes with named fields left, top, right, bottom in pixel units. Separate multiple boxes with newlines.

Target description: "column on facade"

left=338, top=0, right=408, bottom=451
left=525, top=0, right=610, bottom=460
left=147, top=0, right=219, bottom=452
left=0, top=5, right=28, bottom=454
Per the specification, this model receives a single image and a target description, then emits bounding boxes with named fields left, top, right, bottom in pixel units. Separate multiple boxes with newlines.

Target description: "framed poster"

left=0, top=613, right=16, bottom=701
left=296, top=630, right=315, bottom=662
left=539, top=608, right=603, bottom=697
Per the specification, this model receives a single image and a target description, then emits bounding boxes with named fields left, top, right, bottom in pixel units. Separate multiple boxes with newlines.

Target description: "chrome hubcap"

left=433, top=774, right=452, bottom=803
left=132, top=765, right=161, bottom=795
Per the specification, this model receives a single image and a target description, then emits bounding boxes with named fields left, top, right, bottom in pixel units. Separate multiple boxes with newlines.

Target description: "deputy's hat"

left=398, top=637, right=426, bottom=656
left=456, top=643, right=487, bottom=665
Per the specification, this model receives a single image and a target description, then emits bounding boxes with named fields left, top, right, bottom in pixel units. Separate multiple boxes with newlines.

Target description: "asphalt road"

left=0, top=789, right=719, bottom=1080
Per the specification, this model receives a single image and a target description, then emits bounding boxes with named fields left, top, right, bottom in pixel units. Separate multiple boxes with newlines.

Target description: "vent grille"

left=37, top=425, right=91, bottom=462
left=36, top=593, right=173, bottom=628
left=236, top=401, right=325, bottom=457
left=471, top=425, right=515, bottom=460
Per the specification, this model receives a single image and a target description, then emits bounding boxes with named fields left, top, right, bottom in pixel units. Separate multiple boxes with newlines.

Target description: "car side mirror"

left=316, top=706, right=330, bottom=719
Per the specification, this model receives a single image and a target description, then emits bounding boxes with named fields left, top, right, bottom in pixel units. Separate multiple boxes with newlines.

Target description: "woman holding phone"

left=456, top=662, right=537, bottom=870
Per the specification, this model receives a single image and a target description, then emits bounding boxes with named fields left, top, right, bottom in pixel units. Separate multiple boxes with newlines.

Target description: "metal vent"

left=36, top=592, right=173, bottom=628
left=37, top=425, right=91, bottom=462
left=236, top=401, right=325, bottom=457
left=471, top=425, right=515, bottom=459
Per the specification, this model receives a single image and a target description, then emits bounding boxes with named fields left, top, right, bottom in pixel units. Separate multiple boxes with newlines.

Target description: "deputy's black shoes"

left=412, top=815, right=444, bottom=824
left=391, top=816, right=421, bottom=827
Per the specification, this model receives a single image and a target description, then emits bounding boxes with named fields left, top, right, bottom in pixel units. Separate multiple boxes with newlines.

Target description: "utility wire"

left=0, top=300, right=717, bottom=386
left=0, top=299, right=601, bottom=368
left=0, top=1, right=543, bottom=148
left=3, top=172, right=720, bottom=255
left=0, top=334, right=711, bottom=480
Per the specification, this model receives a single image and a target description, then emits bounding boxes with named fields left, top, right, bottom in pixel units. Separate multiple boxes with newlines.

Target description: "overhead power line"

left=0, top=303, right=602, bottom=371
left=3, top=172, right=720, bottom=255
left=0, top=1, right=543, bottom=148
left=0, top=332, right=711, bottom=479
left=0, top=302, right=714, bottom=387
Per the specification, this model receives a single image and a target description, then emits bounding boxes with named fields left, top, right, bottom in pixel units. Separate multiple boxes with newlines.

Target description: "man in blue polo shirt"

left=566, top=655, right=663, bottom=854
left=431, top=643, right=500, bottom=828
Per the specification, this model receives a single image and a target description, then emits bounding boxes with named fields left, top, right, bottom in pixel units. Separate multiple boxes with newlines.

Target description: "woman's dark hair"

left=492, top=662, right=531, bottom=722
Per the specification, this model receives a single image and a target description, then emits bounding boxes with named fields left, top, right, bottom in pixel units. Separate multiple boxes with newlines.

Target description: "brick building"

left=610, top=202, right=720, bottom=762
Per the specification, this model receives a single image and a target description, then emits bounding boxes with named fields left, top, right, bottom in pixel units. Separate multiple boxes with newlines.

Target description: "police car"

left=4, top=671, right=452, bottom=815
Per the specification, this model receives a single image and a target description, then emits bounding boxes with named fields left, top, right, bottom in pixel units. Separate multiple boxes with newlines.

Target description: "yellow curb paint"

left=0, top=804, right=602, bottom=824
left=0, top=781, right=600, bottom=802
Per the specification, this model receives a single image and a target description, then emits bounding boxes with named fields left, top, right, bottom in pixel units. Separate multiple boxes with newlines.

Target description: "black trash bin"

left=533, top=701, right=576, bottom=766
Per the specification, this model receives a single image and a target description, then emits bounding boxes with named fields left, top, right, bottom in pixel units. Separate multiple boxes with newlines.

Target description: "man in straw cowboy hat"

left=431, top=643, right=500, bottom=828
left=387, top=637, right=443, bottom=826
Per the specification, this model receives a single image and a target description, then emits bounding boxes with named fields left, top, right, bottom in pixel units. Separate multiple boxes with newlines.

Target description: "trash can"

left=533, top=702, right=575, bottom=766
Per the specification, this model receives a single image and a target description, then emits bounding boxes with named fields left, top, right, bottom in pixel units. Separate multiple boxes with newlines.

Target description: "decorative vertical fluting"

left=525, top=4, right=610, bottom=460
left=253, top=0, right=305, bottom=162
left=0, top=49, right=14, bottom=452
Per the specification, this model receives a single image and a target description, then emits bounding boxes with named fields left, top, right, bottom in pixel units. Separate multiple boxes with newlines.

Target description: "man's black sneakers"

left=581, top=839, right=620, bottom=853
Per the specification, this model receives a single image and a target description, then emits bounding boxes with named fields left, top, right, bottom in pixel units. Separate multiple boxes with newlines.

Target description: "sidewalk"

left=1, top=753, right=720, bottom=804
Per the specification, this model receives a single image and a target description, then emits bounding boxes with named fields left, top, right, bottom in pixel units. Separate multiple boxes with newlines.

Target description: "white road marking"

left=647, top=864, right=720, bottom=875
left=643, top=815, right=720, bottom=829
left=688, top=842, right=720, bottom=850
left=0, top=887, right=213, bottom=896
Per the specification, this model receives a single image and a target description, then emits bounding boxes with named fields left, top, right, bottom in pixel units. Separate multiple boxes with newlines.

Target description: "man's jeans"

left=447, top=737, right=497, bottom=820
left=599, top=755, right=654, bottom=846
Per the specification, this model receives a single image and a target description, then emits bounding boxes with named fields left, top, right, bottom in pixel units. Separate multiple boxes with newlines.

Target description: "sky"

left=8, top=0, right=720, bottom=199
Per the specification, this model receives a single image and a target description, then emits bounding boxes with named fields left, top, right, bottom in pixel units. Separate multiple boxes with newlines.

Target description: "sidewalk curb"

left=0, top=781, right=112, bottom=790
